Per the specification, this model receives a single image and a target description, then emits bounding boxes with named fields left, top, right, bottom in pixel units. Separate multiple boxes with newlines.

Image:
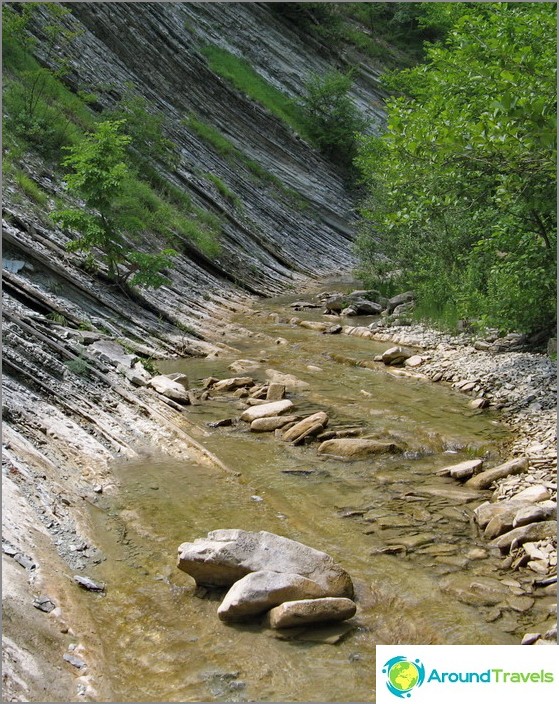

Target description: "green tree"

left=356, top=2, right=556, bottom=334
left=52, top=120, right=176, bottom=288
left=299, top=70, right=366, bottom=168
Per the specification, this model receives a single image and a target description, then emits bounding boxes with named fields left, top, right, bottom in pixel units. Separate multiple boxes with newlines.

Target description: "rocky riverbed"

left=262, top=290, right=556, bottom=648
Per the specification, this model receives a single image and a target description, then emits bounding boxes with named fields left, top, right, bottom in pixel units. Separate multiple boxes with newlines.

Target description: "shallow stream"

left=84, top=292, right=534, bottom=702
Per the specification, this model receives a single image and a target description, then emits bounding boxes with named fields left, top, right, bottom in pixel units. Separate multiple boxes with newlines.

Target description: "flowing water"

left=83, top=292, right=533, bottom=702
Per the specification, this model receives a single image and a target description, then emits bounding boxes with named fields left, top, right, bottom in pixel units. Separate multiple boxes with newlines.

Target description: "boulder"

left=351, top=300, right=384, bottom=316
left=317, top=438, right=403, bottom=458
left=266, top=597, right=356, bottom=629
left=177, top=529, right=354, bottom=598
left=386, top=291, right=415, bottom=314
left=240, top=400, right=293, bottom=423
left=148, top=375, right=189, bottom=403
left=465, top=457, right=529, bottom=489
left=250, top=415, right=299, bottom=432
left=381, top=346, right=413, bottom=366
left=282, top=412, right=328, bottom=443
left=323, top=294, right=345, bottom=313
left=217, top=571, right=327, bottom=622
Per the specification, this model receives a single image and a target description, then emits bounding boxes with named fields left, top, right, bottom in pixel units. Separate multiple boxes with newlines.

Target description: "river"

left=82, top=290, right=524, bottom=702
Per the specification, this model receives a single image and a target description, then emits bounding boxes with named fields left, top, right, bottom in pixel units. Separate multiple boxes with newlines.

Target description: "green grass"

left=205, top=172, right=240, bottom=207
left=200, top=45, right=307, bottom=136
left=184, top=114, right=238, bottom=158
left=14, top=170, right=49, bottom=206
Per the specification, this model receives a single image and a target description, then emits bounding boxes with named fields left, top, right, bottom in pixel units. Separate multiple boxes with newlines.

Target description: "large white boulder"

left=177, top=529, right=353, bottom=598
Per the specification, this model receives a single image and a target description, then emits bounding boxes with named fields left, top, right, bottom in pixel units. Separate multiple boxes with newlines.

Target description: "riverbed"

left=82, top=293, right=537, bottom=702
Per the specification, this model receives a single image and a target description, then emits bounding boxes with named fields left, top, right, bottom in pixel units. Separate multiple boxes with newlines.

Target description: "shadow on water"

left=83, top=295, right=522, bottom=702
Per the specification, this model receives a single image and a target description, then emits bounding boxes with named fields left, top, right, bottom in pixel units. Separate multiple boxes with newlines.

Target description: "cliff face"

left=2, top=5, right=386, bottom=700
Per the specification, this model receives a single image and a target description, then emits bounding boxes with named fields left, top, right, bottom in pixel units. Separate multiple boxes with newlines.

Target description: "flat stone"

left=165, top=372, right=189, bottom=390
left=513, top=505, right=552, bottom=528
left=408, top=485, right=486, bottom=502
left=177, top=529, right=354, bottom=597
left=266, top=597, right=356, bottom=629
left=317, top=438, right=402, bottom=458
left=228, top=359, right=260, bottom=373
left=506, top=595, right=535, bottom=612
left=265, top=370, right=310, bottom=390
left=266, top=383, right=285, bottom=401
left=470, top=398, right=489, bottom=409
left=465, top=457, right=529, bottom=489
left=436, top=458, right=484, bottom=480
left=513, top=485, right=551, bottom=503
left=240, top=400, right=294, bottom=422
left=404, top=355, right=423, bottom=368
left=439, top=574, right=510, bottom=607
left=282, top=412, right=328, bottom=443
left=250, top=415, right=299, bottom=432
left=217, top=571, right=327, bottom=622
left=488, top=521, right=557, bottom=551
left=90, top=340, right=138, bottom=368
left=213, top=377, right=254, bottom=392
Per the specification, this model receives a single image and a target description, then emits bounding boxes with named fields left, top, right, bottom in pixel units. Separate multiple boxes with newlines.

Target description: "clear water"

left=84, top=295, right=527, bottom=702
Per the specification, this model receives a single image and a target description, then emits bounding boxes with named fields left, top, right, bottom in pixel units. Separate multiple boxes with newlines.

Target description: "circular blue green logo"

left=383, top=656, right=425, bottom=698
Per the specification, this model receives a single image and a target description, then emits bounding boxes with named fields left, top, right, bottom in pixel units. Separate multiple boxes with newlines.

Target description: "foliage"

left=52, top=120, right=177, bottom=288
left=109, top=89, right=178, bottom=170
left=355, top=3, right=557, bottom=335
left=205, top=172, right=240, bottom=207
left=298, top=70, right=366, bottom=168
left=13, top=169, right=49, bottom=206
left=2, top=2, right=91, bottom=159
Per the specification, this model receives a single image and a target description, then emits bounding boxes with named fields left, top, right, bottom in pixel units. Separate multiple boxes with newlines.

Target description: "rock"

left=228, top=359, right=260, bottom=373
left=290, top=301, right=321, bottom=310
left=73, top=575, right=105, bottom=592
left=507, top=595, right=535, bottom=612
left=513, top=485, right=551, bottom=503
left=213, top=376, right=254, bottom=392
left=513, top=504, right=554, bottom=528
left=164, top=372, right=189, bottom=390
left=386, top=291, right=415, bottom=314
left=436, top=458, right=484, bottom=480
left=240, top=400, right=294, bottom=422
left=266, top=597, right=356, bottom=629
left=488, top=521, right=557, bottom=551
left=33, top=596, right=56, bottom=613
left=299, top=320, right=330, bottom=331
left=90, top=340, right=138, bottom=368
left=148, top=375, right=189, bottom=403
left=208, top=418, right=235, bottom=428
left=120, top=361, right=151, bottom=386
left=474, top=501, right=524, bottom=529
left=323, top=324, right=343, bottom=334
left=351, top=300, right=383, bottom=316
left=317, top=438, right=402, bottom=458
left=521, top=632, right=541, bottom=645
left=63, top=653, right=86, bottom=669
left=341, top=306, right=357, bottom=316
left=265, top=370, right=310, bottom=390
left=404, top=355, right=423, bottom=368
left=322, top=294, right=345, bottom=313
left=282, top=412, right=328, bottom=443
left=439, top=574, right=510, bottom=607
left=470, top=398, right=489, bottom=409
left=266, top=383, right=285, bottom=401
left=250, top=415, right=298, bottom=432
left=465, top=457, right=529, bottom=489
left=217, top=571, right=327, bottom=622
left=381, top=346, right=412, bottom=366
left=177, top=529, right=354, bottom=597
left=392, top=301, right=415, bottom=317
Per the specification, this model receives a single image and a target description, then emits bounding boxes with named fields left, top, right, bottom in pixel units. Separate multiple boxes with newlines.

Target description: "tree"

left=355, top=2, right=556, bottom=334
left=299, top=70, right=366, bottom=169
left=52, top=120, right=176, bottom=288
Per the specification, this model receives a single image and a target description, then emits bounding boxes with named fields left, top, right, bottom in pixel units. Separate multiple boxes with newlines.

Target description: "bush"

left=299, top=70, right=366, bottom=168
